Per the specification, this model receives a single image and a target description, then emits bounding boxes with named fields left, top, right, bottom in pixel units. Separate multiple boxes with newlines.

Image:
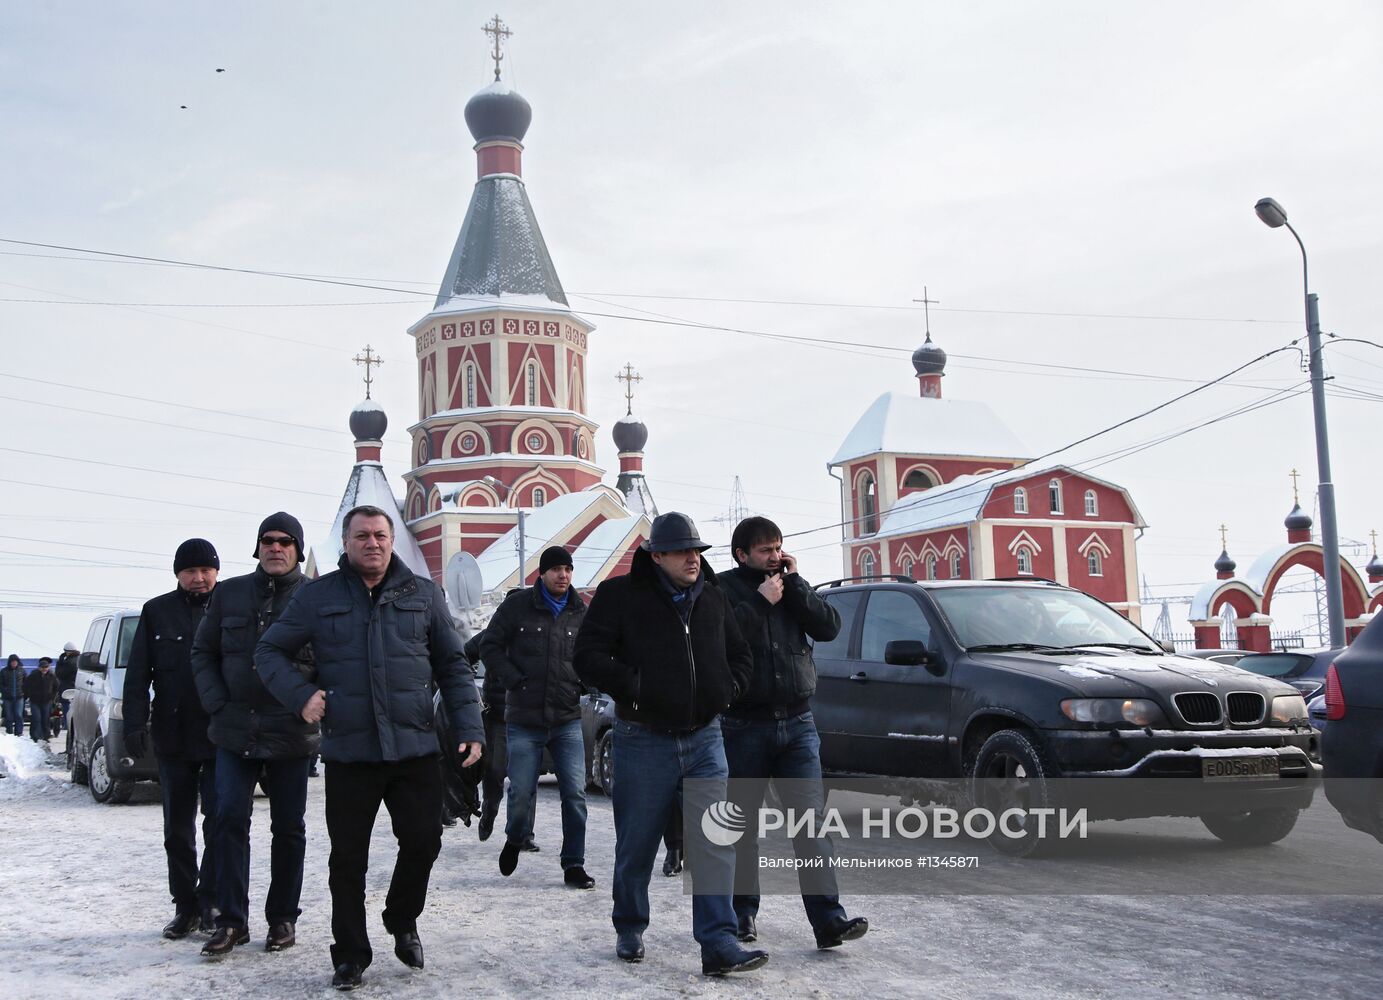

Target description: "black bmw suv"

left=810, top=578, right=1319, bottom=851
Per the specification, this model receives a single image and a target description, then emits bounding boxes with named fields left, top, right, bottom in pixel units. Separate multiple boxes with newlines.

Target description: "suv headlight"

left=1270, top=694, right=1308, bottom=725
left=1060, top=698, right=1167, bottom=727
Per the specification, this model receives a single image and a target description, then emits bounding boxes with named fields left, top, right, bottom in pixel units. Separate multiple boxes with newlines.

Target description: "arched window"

left=1013, top=487, right=1028, bottom=514
left=950, top=552, right=962, bottom=579
left=901, top=557, right=914, bottom=580
left=1087, top=550, right=1103, bottom=576
left=1049, top=479, right=1064, bottom=515
left=903, top=468, right=936, bottom=490
left=861, top=550, right=876, bottom=578
left=465, top=363, right=476, bottom=408
left=925, top=555, right=937, bottom=580
left=526, top=363, right=538, bottom=405
left=532, top=486, right=547, bottom=508
left=1016, top=547, right=1034, bottom=575
left=858, top=472, right=878, bottom=535
left=1084, top=489, right=1098, bottom=516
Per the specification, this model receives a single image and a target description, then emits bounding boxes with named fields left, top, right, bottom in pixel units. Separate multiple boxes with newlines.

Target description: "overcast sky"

left=2, top=1, right=1382, bottom=653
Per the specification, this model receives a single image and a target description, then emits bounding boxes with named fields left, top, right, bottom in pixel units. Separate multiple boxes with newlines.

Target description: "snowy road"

left=2, top=735, right=1380, bottom=999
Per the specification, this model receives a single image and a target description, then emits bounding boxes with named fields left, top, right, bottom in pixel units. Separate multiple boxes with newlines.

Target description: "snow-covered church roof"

left=434, top=175, right=568, bottom=309
left=829, top=391, right=1032, bottom=467
left=309, top=461, right=431, bottom=580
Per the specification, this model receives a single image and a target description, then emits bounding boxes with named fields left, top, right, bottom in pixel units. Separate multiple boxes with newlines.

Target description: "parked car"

left=582, top=690, right=615, bottom=795
left=1182, top=648, right=1248, bottom=666
left=808, top=577, right=1319, bottom=854
left=66, top=610, right=159, bottom=803
left=1231, top=648, right=1343, bottom=700
left=1321, top=618, right=1383, bottom=842
left=1307, top=691, right=1328, bottom=731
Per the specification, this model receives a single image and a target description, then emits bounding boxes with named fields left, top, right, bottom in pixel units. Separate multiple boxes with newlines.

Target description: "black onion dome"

left=912, top=333, right=947, bottom=376
left=1368, top=552, right=1383, bottom=578
left=465, top=81, right=532, bottom=143
left=1214, top=548, right=1237, bottom=574
left=613, top=414, right=648, bottom=453
left=1284, top=503, right=1313, bottom=532
left=349, top=399, right=388, bottom=442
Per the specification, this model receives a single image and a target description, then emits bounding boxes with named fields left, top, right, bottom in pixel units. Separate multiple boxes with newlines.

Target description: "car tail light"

left=1324, top=663, right=1346, bottom=721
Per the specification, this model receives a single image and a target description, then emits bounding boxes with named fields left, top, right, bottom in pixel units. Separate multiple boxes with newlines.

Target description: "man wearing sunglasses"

left=192, top=513, right=318, bottom=959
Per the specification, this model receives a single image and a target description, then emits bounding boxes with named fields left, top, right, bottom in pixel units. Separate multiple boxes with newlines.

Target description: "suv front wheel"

left=88, top=736, right=133, bottom=805
left=970, top=729, right=1057, bottom=858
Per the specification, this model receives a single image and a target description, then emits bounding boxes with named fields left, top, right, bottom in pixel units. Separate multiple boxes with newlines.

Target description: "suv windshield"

left=929, top=586, right=1158, bottom=652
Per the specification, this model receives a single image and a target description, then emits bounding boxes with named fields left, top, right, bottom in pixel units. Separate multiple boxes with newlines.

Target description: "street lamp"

left=1255, top=197, right=1347, bottom=647
left=482, top=475, right=527, bottom=587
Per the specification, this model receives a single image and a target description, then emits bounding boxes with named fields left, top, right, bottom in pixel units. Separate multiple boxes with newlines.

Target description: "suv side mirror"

left=885, top=640, right=931, bottom=666
left=78, top=651, right=105, bottom=674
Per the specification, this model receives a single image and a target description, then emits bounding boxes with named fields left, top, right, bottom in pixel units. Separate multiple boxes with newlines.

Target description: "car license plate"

left=1202, top=756, right=1281, bottom=781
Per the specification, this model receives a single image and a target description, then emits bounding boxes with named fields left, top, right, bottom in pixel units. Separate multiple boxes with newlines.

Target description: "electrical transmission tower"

left=709, top=476, right=752, bottom=529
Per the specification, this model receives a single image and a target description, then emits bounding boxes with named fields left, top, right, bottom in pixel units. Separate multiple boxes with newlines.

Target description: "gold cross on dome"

left=616, top=363, right=643, bottom=416
left=353, top=345, right=383, bottom=399
left=912, top=286, right=940, bottom=341
left=1372, top=529, right=1378, bottom=556
left=1219, top=524, right=1228, bottom=549
left=483, top=14, right=512, bottom=81
left=1289, top=468, right=1301, bottom=504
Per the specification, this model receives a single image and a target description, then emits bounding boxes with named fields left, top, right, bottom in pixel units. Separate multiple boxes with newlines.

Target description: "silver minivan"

left=66, top=609, right=159, bottom=803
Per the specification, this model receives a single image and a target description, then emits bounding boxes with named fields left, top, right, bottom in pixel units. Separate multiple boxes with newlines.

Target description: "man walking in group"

left=192, top=513, right=318, bottom=959
left=2, top=654, right=26, bottom=737
left=122, top=538, right=222, bottom=940
left=55, top=642, right=80, bottom=731
left=481, top=545, right=593, bottom=889
left=256, top=505, right=483, bottom=992
left=718, top=517, right=868, bottom=950
left=24, top=657, right=59, bottom=743
left=574, top=512, right=767, bottom=977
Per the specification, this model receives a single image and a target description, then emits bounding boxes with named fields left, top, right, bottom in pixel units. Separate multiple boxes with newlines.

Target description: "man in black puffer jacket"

left=192, top=512, right=318, bottom=959
left=122, top=538, right=221, bottom=941
left=482, top=546, right=591, bottom=887
left=718, top=516, right=867, bottom=952
left=574, top=512, right=766, bottom=977
left=255, top=505, right=483, bottom=992
left=23, top=657, right=59, bottom=741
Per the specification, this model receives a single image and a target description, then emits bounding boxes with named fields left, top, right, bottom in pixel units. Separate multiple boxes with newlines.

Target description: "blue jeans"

left=157, top=757, right=218, bottom=916
left=3, top=696, right=24, bottom=736
left=722, top=711, right=846, bottom=932
left=505, top=719, right=586, bottom=868
left=611, top=717, right=739, bottom=958
left=29, top=700, right=53, bottom=741
left=213, top=750, right=311, bottom=928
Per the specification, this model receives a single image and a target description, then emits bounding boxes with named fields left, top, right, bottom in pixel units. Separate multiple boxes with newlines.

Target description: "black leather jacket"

left=122, top=586, right=217, bottom=760
left=481, top=585, right=586, bottom=727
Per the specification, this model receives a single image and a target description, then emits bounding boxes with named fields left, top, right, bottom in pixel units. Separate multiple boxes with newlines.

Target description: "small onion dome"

left=613, top=413, right=648, bottom=453
left=465, top=80, right=532, bottom=143
left=1214, top=548, right=1237, bottom=575
left=1284, top=503, right=1313, bottom=532
left=349, top=398, right=388, bottom=442
left=911, top=333, right=947, bottom=376
left=1368, top=552, right=1383, bottom=578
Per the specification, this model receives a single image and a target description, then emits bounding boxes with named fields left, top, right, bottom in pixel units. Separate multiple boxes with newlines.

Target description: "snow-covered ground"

left=2, top=732, right=1381, bottom=999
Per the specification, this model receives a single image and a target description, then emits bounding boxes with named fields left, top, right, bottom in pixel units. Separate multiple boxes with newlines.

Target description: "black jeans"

left=157, top=757, right=219, bottom=916
left=213, top=750, right=310, bottom=929
left=481, top=708, right=507, bottom=814
left=324, top=755, right=444, bottom=969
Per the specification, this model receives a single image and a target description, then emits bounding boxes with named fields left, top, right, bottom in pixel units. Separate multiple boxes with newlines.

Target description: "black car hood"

left=970, top=649, right=1301, bottom=700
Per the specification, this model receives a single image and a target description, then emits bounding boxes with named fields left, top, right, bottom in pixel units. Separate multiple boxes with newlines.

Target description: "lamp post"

left=1255, top=197, right=1347, bottom=647
left=482, top=475, right=527, bottom=587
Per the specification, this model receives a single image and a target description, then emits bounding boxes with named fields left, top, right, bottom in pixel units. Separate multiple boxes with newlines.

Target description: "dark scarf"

left=655, top=565, right=705, bottom=623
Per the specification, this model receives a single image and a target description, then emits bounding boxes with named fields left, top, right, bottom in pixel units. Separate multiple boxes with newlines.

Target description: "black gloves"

left=123, top=728, right=149, bottom=760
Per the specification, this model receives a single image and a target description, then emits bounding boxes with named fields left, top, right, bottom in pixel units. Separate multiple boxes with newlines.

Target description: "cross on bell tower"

left=353, top=345, right=383, bottom=399
left=483, top=14, right=512, bottom=81
left=616, top=362, right=643, bottom=416
left=1289, top=468, right=1301, bottom=504
left=912, top=286, right=940, bottom=343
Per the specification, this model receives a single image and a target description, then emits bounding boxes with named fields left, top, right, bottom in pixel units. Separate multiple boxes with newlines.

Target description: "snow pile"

left=0, top=734, right=74, bottom=800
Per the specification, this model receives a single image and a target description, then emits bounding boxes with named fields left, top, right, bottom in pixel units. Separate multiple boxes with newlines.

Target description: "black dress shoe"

left=616, top=930, right=644, bottom=963
left=201, top=925, right=249, bottom=958
left=814, top=915, right=869, bottom=949
left=199, top=908, right=219, bottom=934
left=520, top=839, right=540, bottom=852
left=702, top=945, right=769, bottom=976
left=332, top=963, right=364, bottom=990
left=499, top=841, right=521, bottom=876
left=162, top=911, right=199, bottom=940
left=393, top=930, right=424, bottom=969
left=736, top=913, right=757, bottom=943
left=477, top=806, right=496, bottom=842
left=265, top=922, right=296, bottom=952
left=563, top=866, right=596, bottom=890
left=662, top=847, right=684, bottom=877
